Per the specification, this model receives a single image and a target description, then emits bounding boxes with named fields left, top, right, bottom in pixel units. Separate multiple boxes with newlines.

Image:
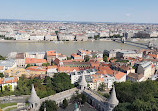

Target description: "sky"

left=0, top=0, right=158, bottom=23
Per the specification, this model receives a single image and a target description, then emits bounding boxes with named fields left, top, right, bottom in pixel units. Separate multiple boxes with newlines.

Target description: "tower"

left=79, top=71, right=87, bottom=91
left=148, top=41, right=153, bottom=49
left=28, top=84, right=40, bottom=111
left=56, top=51, right=58, bottom=58
left=121, top=37, right=126, bottom=43
left=81, top=52, right=86, bottom=60
left=107, top=86, right=119, bottom=111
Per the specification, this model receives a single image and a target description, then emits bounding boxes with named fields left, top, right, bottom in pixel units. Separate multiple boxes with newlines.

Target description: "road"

left=0, top=95, right=30, bottom=104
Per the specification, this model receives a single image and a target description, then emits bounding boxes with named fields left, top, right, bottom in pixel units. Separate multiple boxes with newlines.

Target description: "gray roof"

left=70, top=69, right=97, bottom=75
left=140, top=61, right=151, bottom=69
left=28, top=84, right=40, bottom=104
left=107, top=86, right=119, bottom=105
left=0, top=59, right=16, bottom=67
left=27, top=52, right=45, bottom=55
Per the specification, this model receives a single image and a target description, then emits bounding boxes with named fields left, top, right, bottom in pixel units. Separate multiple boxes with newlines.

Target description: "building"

left=126, top=73, right=144, bottom=82
left=45, top=34, right=57, bottom=41
left=116, top=50, right=142, bottom=58
left=47, top=66, right=58, bottom=77
left=3, top=67, right=30, bottom=78
left=58, top=66, right=80, bottom=73
left=46, top=50, right=66, bottom=65
left=137, top=61, right=155, bottom=80
left=71, top=53, right=82, bottom=60
left=77, top=49, right=91, bottom=59
left=25, top=52, right=46, bottom=59
left=70, top=69, right=97, bottom=84
left=75, top=34, right=88, bottom=41
left=0, top=59, right=16, bottom=73
left=16, top=53, right=25, bottom=67
left=25, top=58, right=47, bottom=66
left=103, top=49, right=120, bottom=59
left=103, top=74, right=116, bottom=89
left=0, top=77, right=19, bottom=91
left=29, top=35, right=44, bottom=41
left=88, top=74, right=104, bottom=91
left=26, top=66, right=47, bottom=76
left=58, top=33, right=75, bottom=41
left=60, top=61, right=91, bottom=67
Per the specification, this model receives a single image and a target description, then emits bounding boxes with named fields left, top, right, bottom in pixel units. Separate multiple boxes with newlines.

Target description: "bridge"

left=112, top=37, right=158, bottom=50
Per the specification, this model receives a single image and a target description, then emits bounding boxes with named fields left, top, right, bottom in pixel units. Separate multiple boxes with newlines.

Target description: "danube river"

left=0, top=40, right=146, bottom=57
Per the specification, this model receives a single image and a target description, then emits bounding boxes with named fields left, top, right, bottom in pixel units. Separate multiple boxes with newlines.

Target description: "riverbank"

left=0, top=38, right=158, bottom=43
left=0, top=39, right=113, bottom=43
left=0, top=40, right=50, bottom=43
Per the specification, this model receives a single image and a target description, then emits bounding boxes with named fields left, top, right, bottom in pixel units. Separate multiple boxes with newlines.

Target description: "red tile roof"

left=25, top=58, right=47, bottom=64
left=0, top=77, right=18, bottom=84
left=58, top=66, right=80, bottom=72
left=115, top=71, right=126, bottom=80
left=71, top=53, right=81, bottom=58
left=47, top=50, right=61, bottom=56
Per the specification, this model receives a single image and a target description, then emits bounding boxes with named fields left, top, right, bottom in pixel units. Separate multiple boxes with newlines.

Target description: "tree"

left=52, top=73, right=74, bottom=93
left=81, top=93, right=87, bottom=104
left=0, top=73, right=4, bottom=78
left=42, top=62, right=50, bottom=67
left=94, top=35, right=100, bottom=40
left=114, top=80, right=158, bottom=111
left=62, top=98, right=68, bottom=109
left=25, top=64, right=31, bottom=68
left=0, top=55, right=5, bottom=60
left=92, top=54, right=97, bottom=58
left=84, top=55, right=90, bottom=62
left=98, top=83, right=106, bottom=91
left=55, top=31, right=59, bottom=35
left=40, top=100, right=58, bottom=111
left=103, top=55, right=108, bottom=62
left=67, top=56, right=71, bottom=60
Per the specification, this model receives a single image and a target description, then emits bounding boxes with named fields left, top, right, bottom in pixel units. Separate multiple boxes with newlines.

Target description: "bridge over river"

left=112, top=38, right=158, bottom=50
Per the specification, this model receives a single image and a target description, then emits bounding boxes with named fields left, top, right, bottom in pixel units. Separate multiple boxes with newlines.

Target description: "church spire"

left=79, top=71, right=87, bottom=90
left=107, top=86, right=119, bottom=108
left=28, top=84, right=40, bottom=110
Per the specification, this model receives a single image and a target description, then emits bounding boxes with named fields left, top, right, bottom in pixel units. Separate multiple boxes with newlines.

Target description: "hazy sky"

left=0, top=0, right=158, bottom=23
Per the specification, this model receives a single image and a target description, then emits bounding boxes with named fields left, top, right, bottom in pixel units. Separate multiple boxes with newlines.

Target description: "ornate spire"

left=28, top=84, right=40, bottom=104
left=107, top=86, right=119, bottom=106
left=79, top=72, right=87, bottom=90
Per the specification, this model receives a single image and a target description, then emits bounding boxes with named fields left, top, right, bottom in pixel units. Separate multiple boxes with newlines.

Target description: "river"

left=0, top=39, right=157, bottom=56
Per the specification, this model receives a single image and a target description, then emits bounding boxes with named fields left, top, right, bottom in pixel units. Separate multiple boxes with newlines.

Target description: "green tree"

left=40, top=100, right=58, bottom=111
left=81, top=93, right=87, bottom=104
left=0, top=55, right=5, bottom=60
left=67, top=56, right=71, bottom=60
left=98, top=83, right=106, bottom=91
left=62, top=98, right=68, bottom=109
left=103, top=55, right=108, bottom=62
left=94, top=35, right=100, bottom=40
left=114, top=80, right=158, bottom=111
left=0, top=73, right=4, bottom=78
left=55, top=31, right=59, bottom=35
left=52, top=73, right=74, bottom=93
left=92, top=54, right=97, bottom=58
left=42, top=62, right=50, bottom=67
left=25, top=64, right=31, bottom=68
left=84, top=55, right=90, bottom=62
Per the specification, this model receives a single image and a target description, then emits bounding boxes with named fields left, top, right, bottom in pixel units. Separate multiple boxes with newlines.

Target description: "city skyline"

left=1, top=0, right=158, bottom=23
